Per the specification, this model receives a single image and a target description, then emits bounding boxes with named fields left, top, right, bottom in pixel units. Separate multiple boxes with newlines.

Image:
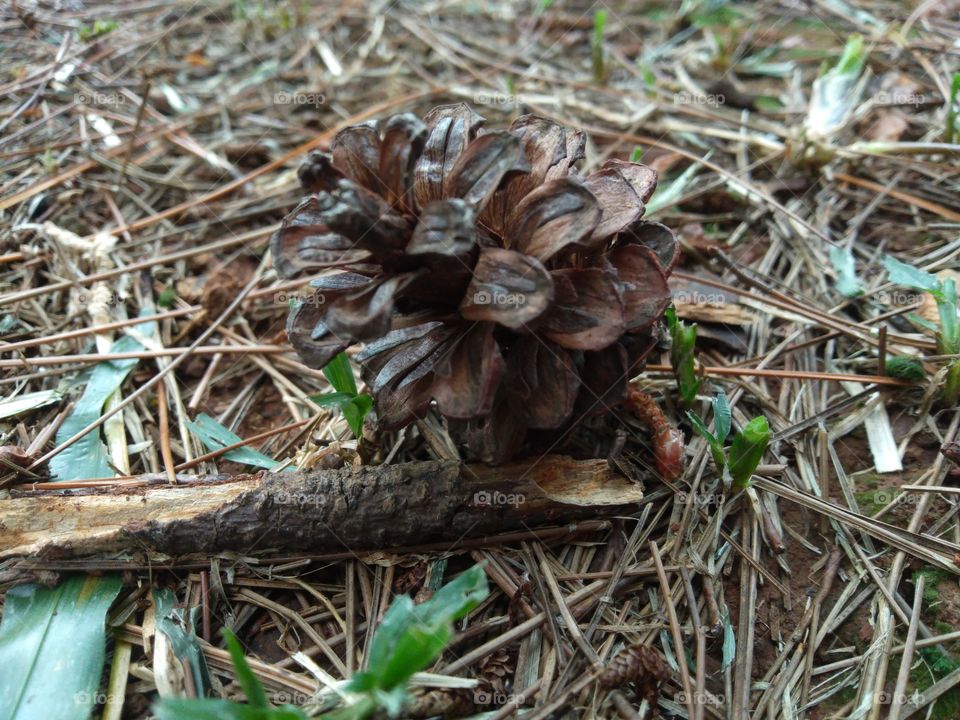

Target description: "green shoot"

left=154, top=629, right=304, bottom=719
left=225, top=630, right=269, bottom=709
left=685, top=391, right=730, bottom=471
left=885, top=356, right=926, bottom=383
left=805, top=34, right=865, bottom=140
left=883, top=255, right=942, bottom=297
left=688, top=392, right=770, bottom=492
left=79, top=19, right=119, bottom=41
left=157, top=286, right=177, bottom=308
left=323, top=351, right=358, bottom=396
left=640, top=65, right=656, bottom=91
left=946, top=73, right=960, bottom=144
left=665, top=306, right=701, bottom=406
left=311, top=352, right=373, bottom=438
left=154, top=567, right=488, bottom=720
left=592, top=10, right=607, bottom=84
left=883, top=256, right=960, bottom=404
left=727, top=416, right=770, bottom=491
left=712, top=389, right=731, bottom=443
left=348, top=565, right=488, bottom=706
left=687, top=411, right=726, bottom=472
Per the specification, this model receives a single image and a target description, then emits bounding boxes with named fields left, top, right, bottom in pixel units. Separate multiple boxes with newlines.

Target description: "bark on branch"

left=1, top=456, right=641, bottom=567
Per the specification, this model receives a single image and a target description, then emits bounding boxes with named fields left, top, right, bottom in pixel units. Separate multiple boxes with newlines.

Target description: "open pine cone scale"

left=271, top=103, right=679, bottom=463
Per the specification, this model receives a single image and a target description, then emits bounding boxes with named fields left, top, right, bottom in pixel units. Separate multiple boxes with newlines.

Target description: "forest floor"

left=2, top=1, right=960, bottom=718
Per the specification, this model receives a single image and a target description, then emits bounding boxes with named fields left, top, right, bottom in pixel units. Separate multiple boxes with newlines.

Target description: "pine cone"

left=405, top=686, right=477, bottom=719
left=599, top=643, right=670, bottom=702
left=477, top=647, right=512, bottom=696
left=271, top=105, right=678, bottom=463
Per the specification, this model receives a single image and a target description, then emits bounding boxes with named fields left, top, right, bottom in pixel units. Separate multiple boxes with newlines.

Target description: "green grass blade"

left=350, top=565, right=489, bottom=693
left=154, top=588, right=213, bottom=699
left=936, top=278, right=958, bottom=352
left=945, top=72, right=959, bottom=143
left=154, top=698, right=307, bottom=719
left=322, top=352, right=358, bottom=396
left=222, top=629, right=268, bottom=708
left=687, top=410, right=726, bottom=471
left=187, top=413, right=282, bottom=471
left=309, top=392, right=356, bottom=409
left=592, top=10, right=607, bottom=83
left=0, top=575, right=123, bottom=720
left=342, top=395, right=373, bottom=438
left=49, top=335, right=143, bottom=480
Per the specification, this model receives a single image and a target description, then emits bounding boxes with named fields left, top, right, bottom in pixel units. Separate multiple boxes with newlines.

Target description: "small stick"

left=537, top=546, right=600, bottom=666
left=556, top=565, right=684, bottom=581
left=644, top=364, right=910, bottom=387
left=0, top=227, right=271, bottom=308
left=345, top=562, right=356, bottom=675
left=116, top=76, right=151, bottom=186
left=199, top=570, right=211, bottom=644
left=650, top=541, right=695, bottom=720
left=702, top=578, right=722, bottom=636
left=156, top=386, right=177, bottom=485
left=878, top=325, right=888, bottom=376
left=0, top=344, right=287, bottom=367
left=188, top=352, right=224, bottom=411
left=610, top=690, right=642, bottom=720
left=818, top=427, right=831, bottom=535
left=0, top=306, right=196, bottom=353
left=889, top=575, right=925, bottom=719
left=681, top=567, right=706, bottom=720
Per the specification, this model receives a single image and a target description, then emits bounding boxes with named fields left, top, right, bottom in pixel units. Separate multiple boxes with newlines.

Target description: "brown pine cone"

left=404, top=686, right=478, bottom=719
left=599, top=643, right=670, bottom=702
left=477, top=647, right=512, bottom=696
left=271, top=104, right=679, bottom=464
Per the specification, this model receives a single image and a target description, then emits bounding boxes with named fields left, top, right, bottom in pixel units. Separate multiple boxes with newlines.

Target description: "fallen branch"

left=1, top=456, right=642, bottom=575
